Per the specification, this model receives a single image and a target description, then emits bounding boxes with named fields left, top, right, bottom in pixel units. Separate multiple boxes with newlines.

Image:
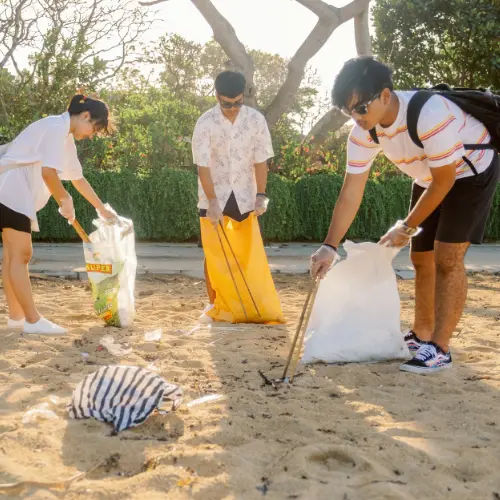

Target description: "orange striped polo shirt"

left=346, top=91, right=493, bottom=187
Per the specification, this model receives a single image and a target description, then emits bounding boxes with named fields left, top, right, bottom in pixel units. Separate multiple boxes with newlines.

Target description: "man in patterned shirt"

left=192, top=71, right=284, bottom=324
left=310, top=57, right=498, bottom=374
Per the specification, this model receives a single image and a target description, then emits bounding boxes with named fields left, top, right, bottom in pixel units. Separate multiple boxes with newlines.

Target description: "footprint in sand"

left=309, top=447, right=365, bottom=472
left=287, top=444, right=378, bottom=477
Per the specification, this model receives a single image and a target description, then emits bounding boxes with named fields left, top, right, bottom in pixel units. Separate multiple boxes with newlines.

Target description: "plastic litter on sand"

left=186, top=394, right=225, bottom=408
left=144, top=328, right=163, bottom=341
left=22, top=402, right=59, bottom=424
left=100, top=335, right=132, bottom=356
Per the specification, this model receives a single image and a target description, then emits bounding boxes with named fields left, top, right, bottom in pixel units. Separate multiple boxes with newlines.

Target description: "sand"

left=0, top=273, right=499, bottom=500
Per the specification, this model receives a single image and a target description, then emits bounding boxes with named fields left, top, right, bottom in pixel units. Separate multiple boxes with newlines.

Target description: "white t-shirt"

left=192, top=104, right=274, bottom=212
left=0, top=112, right=83, bottom=231
left=346, top=91, right=494, bottom=187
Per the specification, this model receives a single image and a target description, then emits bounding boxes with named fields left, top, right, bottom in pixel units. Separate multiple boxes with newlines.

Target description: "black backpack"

left=369, top=85, right=500, bottom=173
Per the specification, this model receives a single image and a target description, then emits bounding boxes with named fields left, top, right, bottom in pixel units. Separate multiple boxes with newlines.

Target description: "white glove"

left=254, top=194, right=269, bottom=216
left=97, top=203, right=118, bottom=224
left=58, top=196, right=75, bottom=223
left=310, top=244, right=338, bottom=279
left=207, top=198, right=223, bottom=227
left=379, top=220, right=422, bottom=248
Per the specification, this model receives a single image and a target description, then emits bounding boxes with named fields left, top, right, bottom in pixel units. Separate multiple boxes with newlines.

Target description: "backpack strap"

left=407, top=91, right=434, bottom=148
left=461, top=155, right=479, bottom=175
left=463, top=143, right=495, bottom=150
left=408, top=90, right=490, bottom=175
left=368, top=128, right=379, bottom=144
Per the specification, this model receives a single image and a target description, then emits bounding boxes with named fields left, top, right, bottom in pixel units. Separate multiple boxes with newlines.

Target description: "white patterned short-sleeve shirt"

left=192, top=104, right=274, bottom=212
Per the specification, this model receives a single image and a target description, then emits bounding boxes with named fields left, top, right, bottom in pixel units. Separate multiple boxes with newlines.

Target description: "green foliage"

left=77, top=88, right=202, bottom=173
left=349, top=176, right=411, bottom=240
left=34, top=168, right=499, bottom=243
left=33, top=168, right=200, bottom=242
left=372, top=0, right=500, bottom=89
left=295, top=173, right=344, bottom=240
left=260, top=174, right=301, bottom=240
left=484, top=185, right=500, bottom=241
left=269, top=131, right=397, bottom=182
left=2, top=2, right=499, bottom=244
left=148, top=34, right=321, bottom=115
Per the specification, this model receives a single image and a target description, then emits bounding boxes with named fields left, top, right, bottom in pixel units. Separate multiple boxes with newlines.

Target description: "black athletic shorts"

left=0, top=203, right=31, bottom=234
left=410, top=153, right=499, bottom=252
left=199, top=191, right=252, bottom=222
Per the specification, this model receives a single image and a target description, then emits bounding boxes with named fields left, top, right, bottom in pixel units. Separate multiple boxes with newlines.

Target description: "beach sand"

left=0, top=273, right=499, bottom=499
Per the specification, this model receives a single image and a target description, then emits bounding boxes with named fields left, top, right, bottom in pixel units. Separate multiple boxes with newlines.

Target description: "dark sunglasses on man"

left=219, top=97, right=244, bottom=109
left=341, top=92, right=381, bottom=117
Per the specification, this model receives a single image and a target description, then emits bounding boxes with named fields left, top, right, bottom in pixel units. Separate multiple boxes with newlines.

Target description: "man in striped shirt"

left=310, top=56, right=499, bottom=374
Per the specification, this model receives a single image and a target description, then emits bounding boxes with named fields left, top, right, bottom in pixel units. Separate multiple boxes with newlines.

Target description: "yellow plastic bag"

left=200, top=213, right=285, bottom=324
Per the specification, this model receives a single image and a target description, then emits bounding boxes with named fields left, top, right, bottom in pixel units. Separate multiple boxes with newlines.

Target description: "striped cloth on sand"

left=67, top=365, right=183, bottom=432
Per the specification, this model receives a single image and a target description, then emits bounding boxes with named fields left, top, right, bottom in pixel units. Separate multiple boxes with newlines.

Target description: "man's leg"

left=432, top=241, right=470, bottom=352
left=410, top=250, right=435, bottom=341
left=406, top=181, right=440, bottom=344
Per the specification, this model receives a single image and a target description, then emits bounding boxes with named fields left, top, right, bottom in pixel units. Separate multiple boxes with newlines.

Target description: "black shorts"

left=0, top=203, right=31, bottom=234
left=410, top=154, right=499, bottom=252
left=199, top=191, right=252, bottom=222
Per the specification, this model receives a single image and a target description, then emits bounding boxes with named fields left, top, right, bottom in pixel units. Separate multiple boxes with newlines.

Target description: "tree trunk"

left=354, top=6, right=371, bottom=56
left=140, top=0, right=372, bottom=127
left=190, top=0, right=256, bottom=107
left=307, top=108, right=349, bottom=144
left=307, top=3, right=372, bottom=143
left=265, top=0, right=371, bottom=128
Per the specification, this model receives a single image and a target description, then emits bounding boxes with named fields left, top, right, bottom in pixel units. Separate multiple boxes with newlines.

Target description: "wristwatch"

left=397, top=220, right=420, bottom=236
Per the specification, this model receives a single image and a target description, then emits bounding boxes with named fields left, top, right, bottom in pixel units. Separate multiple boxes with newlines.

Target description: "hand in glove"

left=207, top=198, right=223, bottom=227
left=310, top=244, right=338, bottom=279
left=254, top=193, right=269, bottom=216
left=379, top=220, right=421, bottom=248
left=58, top=196, right=75, bottom=223
left=97, top=204, right=118, bottom=224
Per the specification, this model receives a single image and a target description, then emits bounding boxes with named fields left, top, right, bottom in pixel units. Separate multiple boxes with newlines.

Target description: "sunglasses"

left=219, top=98, right=243, bottom=109
left=341, top=92, right=381, bottom=117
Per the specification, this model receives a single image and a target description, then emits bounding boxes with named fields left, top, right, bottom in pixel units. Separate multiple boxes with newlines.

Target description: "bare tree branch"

left=193, top=0, right=255, bottom=100
left=307, top=2, right=372, bottom=143
left=307, top=108, right=349, bottom=143
left=139, top=0, right=168, bottom=5
left=139, top=0, right=371, bottom=137
left=354, top=5, right=371, bottom=55
left=265, top=0, right=370, bottom=127
left=141, top=0, right=256, bottom=105
left=0, top=0, right=38, bottom=69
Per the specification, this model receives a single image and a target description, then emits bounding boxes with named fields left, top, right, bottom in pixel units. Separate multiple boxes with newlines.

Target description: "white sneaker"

left=23, top=317, right=67, bottom=336
left=199, top=304, right=214, bottom=324
left=7, top=318, right=25, bottom=329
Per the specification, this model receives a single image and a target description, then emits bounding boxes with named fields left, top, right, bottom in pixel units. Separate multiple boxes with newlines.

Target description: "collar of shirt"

left=215, top=103, right=247, bottom=128
left=375, top=90, right=409, bottom=138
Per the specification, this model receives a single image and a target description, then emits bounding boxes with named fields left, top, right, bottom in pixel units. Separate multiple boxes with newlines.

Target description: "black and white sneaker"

left=400, top=342, right=452, bottom=374
left=403, top=330, right=424, bottom=352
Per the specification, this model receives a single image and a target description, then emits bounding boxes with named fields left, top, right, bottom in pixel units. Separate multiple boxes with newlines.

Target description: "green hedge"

left=33, top=169, right=500, bottom=242
left=35, top=169, right=199, bottom=241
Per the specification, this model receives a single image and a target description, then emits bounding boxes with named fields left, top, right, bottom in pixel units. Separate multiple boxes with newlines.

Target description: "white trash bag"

left=302, top=241, right=409, bottom=364
left=84, top=205, right=137, bottom=327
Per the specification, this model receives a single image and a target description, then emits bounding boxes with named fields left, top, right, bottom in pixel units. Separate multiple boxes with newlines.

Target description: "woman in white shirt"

left=0, top=94, right=115, bottom=335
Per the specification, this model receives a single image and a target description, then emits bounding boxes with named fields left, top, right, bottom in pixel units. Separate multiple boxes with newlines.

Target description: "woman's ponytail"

left=67, top=94, right=88, bottom=114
